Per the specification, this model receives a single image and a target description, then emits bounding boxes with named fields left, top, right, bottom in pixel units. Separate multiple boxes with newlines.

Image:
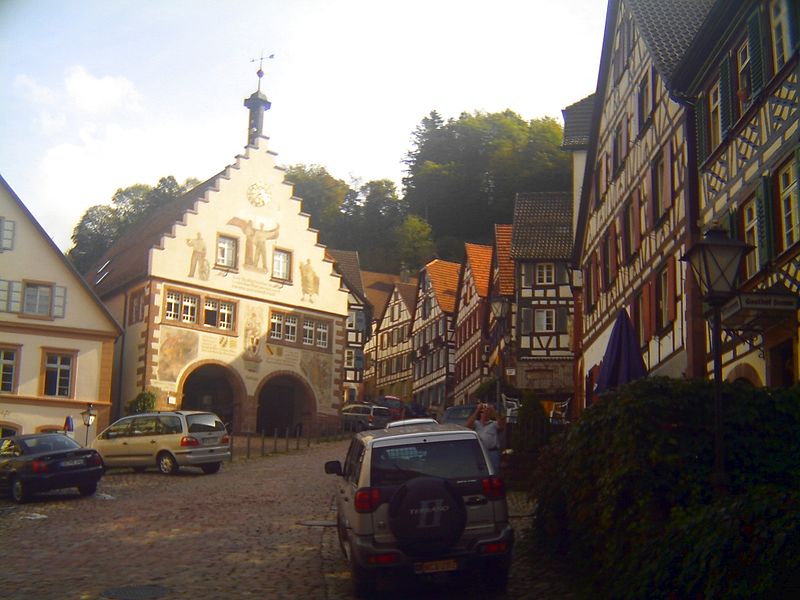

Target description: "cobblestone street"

left=1, top=439, right=581, bottom=599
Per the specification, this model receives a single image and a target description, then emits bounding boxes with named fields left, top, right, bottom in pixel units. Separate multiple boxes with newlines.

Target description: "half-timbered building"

left=451, top=243, right=492, bottom=406
left=672, top=0, right=799, bottom=386
left=373, top=281, right=416, bottom=402
left=574, top=0, right=715, bottom=408
left=411, top=259, right=459, bottom=418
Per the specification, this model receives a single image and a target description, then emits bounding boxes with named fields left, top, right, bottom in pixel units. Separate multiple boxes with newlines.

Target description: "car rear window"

left=442, top=406, right=475, bottom=424
left=373, top=407, right=391, bottom=417
left=186, top=413, right=226, bottom=433
left=371, top=439, right=488, bottom=485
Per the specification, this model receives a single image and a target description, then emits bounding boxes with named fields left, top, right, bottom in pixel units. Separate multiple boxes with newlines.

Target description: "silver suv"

left=324, top=422, right=513, bottom=596
left=92, top=411, right=230, bottom=475
left=340, top=403, right=391, bottom=432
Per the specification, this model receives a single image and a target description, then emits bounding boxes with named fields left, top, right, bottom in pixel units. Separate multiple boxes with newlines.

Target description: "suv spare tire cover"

left=388, top=476, right=467, bottom=555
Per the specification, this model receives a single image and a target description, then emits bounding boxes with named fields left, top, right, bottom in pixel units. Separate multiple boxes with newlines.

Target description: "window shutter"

left=719, top=55, right=733, bottom=137
left=556, top=262, right=568, bottom=284
left=53, top=286, right=67, bottom=318
left=644, top=167, right=654, bottom=230
left=609, top=221, right=618, bottom=282
left=696, top=94, right=709, bottom=164
left=0, top=280, right=7, bottom=311
left=520, top=307, right=533, bottom=335
left=663, top=139, right=673, bottom=210
left=633, top=188, right=642, bottom=251
left=748, top=10, right=765, bottom=97
left=592, top=252, right=600, bottom=306
left=8, top=281, right=21, bottom=313
left=755, top=176, right=775, bottom=268
left=667, top=257, right=677, bottom=322
left=356, top=309, right=365, bottom=332
left=727, top=206, right=740, bottom=240
left=556, top=307, right=568, bottom=333
left=644, top=279, right=655, bottom=340
left=0, top=219, right=15, bottom=251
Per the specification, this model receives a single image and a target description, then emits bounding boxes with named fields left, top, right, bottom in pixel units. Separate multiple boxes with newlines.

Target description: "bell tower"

left=244, top=54, right=273, bottom=146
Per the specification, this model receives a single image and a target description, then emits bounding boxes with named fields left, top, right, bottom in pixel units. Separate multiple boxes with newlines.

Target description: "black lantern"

left=81, top=403, right=97, bottom=446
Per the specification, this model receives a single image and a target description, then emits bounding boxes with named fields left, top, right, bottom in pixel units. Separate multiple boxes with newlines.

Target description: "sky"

left=0, top=0, right=607, bottom=251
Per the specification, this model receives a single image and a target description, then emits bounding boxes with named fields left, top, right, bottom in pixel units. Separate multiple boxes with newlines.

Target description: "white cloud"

left=64, top=66, right=143, bottom=113
left=13, top=74, right=55, bottom=104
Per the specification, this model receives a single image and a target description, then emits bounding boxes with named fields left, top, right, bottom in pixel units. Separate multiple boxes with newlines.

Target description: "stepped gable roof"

left=626, top=0, right=716, bottom=88
left=327, top=249, right=366, bottom=299
left=426, top=259, right=461, bottom=314
left=494, top=224, right=515, bottom=297
left=88, top=172, right=221, bottom=298
left=361, top=270, right=416, bottom=320
left=561, top=94, right=595, bottom=150
left=511, top=192, right=573, bottom=260
left=464, top=243, right=493, bottom=298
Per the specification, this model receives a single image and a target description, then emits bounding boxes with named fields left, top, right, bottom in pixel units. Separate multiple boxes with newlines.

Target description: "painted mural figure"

left=300, top=258, right=319, bottom=302
left=253, top=224, right=270, bottom=271
left=244, top=310, right=262, bottom=361
left=244, top=220, right=255, bottom=266
left=187, top=233, right=209, bottom=280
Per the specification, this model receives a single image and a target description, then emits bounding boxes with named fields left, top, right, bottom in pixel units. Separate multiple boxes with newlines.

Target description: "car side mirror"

left=324, top=460, right=342, bottom=476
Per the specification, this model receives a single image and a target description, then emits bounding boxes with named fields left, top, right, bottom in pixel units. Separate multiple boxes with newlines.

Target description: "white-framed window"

left=23, top=283, right=52, bottom=317
left=744, top=198, right=760, bottom=279
left=270, top=312, right=284, bottom=339
left=272, top=249, right=291, bottom=281
left=1, top=347, right=18, bottom=393
left=303, top=320, right=315, bottom=345
left=709, top=82, right=721, bottom=149
left=778, top=160, right=799, bottom=249
left=219, top=302, right=234, bottom=330
left=0, top=218, right=15, bottom=251
left=736, top=38, right=751, bottom=113
left=347, top=309, right=357, bottom=329
left=216, top=235, right=238, bottom=269
left=536, top=263, right=555, bottom=285
left=345, top=349, right=355, bottom=368
left=656, top=266, right=671, bottom=331
left=285, top=315, right=297, bottom=342
left=637, top=71, right=653, bottom=133
left=165, top=291, right=181, bottom=320
left=181, top=294, right=198, bottom=323
left=770, top=0, right=790, bottom=71
left=204, top=299, right=219, bottom=326
left=44, top=352, right=74, bottom=397
left=534, top=308, right=555, bottom=332
left=316, top=322, right=329, bottom=348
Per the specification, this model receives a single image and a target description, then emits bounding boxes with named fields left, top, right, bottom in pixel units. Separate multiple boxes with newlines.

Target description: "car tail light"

left=367, top=553, right=399, bottom=565
left=32, top=459, right=49, bottom=473
left=180, top=436, right=200, bottom=447
left=88, top=453, right=103, bottom=466
left=221, top=435, right=230, bottom=445
left=368, top=414, right=374, bottom=424
left=480, top=541, right=509, bottom=555
left=354, top=487, right=381, bottom=513
left=481, top=476, right=505, bottom=499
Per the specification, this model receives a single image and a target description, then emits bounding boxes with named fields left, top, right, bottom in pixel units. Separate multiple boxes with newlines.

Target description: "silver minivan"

left=340, top=404, right=391, bottom=432
left=92, top=411, right=230, bottom=474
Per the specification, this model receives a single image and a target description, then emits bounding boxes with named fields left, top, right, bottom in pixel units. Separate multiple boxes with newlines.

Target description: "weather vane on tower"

left=250, top=51, right=274, bottom=93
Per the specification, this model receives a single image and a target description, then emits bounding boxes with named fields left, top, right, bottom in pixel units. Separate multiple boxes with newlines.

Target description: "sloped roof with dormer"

left=511, top=192, right=573, bottom=260
left=425, top=259, right=461, bottom=315
left=464, top=243, right=493, bottom=298
left=494, top=224, right=514, bottom=297
left=561, top=94, right=595, bottom=150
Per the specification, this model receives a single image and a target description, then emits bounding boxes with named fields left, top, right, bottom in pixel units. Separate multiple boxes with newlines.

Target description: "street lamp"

left=81, top=403, right=97, bottom=446
left=681, top=225, right=752, bottom=494
left=489, top=297, right=510, bottom=407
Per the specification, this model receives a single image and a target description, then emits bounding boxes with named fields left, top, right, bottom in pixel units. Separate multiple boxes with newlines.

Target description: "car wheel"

left=388, top=476, right=467, bottom=555
left=10, top=477, right=29, bottom=504
left=78, top=482, right=97, bottom=497
left=200, top=462, right=221, bottom=474
left=157, top=451, right=178, bottom=475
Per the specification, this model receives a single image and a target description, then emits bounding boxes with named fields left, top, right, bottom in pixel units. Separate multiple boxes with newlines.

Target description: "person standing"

left=466, top=402, right=505, bottom=473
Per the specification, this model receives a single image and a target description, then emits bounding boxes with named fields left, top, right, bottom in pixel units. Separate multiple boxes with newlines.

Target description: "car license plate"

left=203, top=437, right=217, bottom=445
left=60, top=458, right=85, bottom=467
left=414, top=559, right=458, bottom=574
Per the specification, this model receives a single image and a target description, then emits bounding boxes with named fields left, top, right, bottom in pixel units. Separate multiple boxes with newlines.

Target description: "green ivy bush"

left=528, top=377, right=800, bottom=598
left=126, top=390, right=157, bottom=415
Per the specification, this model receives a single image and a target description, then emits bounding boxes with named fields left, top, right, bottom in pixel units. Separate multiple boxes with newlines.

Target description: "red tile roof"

left=464, top=243, right=493, bottom=298
left=426, top=259, right=461, bottom=314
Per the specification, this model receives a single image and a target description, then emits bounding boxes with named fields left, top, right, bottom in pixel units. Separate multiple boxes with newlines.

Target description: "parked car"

left=374, top=396, right=408, bottom=420
left=91, top=411, right=230, bottom=475
left=441, top=404, right=479, bottom=427
left=0, top=433, right=104, bottom=503
left=340, top=404, right=391, bottom=432
left=324, top=422, right=513, bottom=596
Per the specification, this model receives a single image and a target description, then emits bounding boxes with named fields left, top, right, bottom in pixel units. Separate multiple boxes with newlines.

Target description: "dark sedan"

left=0, top=433, right=104, bottom=503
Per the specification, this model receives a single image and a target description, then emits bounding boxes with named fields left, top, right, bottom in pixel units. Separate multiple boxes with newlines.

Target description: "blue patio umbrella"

left=595, top=309, right=647, bottom=393
left=63, top=415, right=74, bottom=437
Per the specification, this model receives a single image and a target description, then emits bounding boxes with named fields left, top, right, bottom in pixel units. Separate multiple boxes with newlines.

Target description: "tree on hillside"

left=403, top=110, right=570, bottom=255
left=68, top=176, right=197, bottom=274
left=285, top=164, right=350, bottom=245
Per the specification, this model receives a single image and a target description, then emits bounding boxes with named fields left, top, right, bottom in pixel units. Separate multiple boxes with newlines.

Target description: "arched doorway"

left=256, top=374, right=315, bottom=437
left=181, top=364, right=240, bottom=428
